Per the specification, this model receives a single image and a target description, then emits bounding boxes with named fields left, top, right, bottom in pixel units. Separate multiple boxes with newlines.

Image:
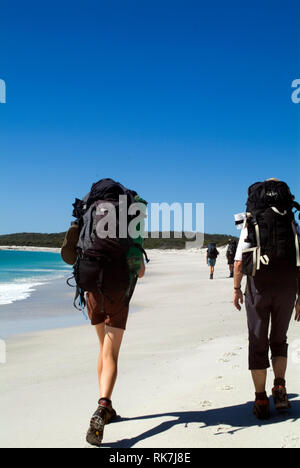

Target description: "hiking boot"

left=61, top=223, right=80, bottom=265
left=272, top=385, right=291, bottom=411
left=86, top=398, right=117, bottom=447
left=253, top=394, right=270, bottom=420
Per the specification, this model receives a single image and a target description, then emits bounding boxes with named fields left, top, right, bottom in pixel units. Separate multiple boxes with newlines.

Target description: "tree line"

left=0, top=232, right=237, bottom=249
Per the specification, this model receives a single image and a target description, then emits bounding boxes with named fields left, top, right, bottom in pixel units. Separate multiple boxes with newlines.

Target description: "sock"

left=99, top=397, right=111, bottom=406
left=274, top=377, right=286, bottom=387
left=255, top=391, right=268, bottom=401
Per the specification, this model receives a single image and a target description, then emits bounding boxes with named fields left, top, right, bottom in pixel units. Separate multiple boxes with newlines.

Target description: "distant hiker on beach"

left=226, top=238, right=237, bottom=278
left=61, top=178, right=148, bottom=446
left=206, top=243, right=219, bottom=279
left=233, top=178, right=300, bottom=420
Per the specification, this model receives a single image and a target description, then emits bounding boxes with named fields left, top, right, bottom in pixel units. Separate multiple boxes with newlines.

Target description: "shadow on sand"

left=101, top=395, right=300, bottom=448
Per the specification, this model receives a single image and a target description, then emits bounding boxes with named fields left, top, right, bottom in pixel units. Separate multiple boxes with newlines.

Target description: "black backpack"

left=227, top=240, right=237, bottom=258
left=242, top=180, right=300, bottom=276
left=207, top=243, right=219, bottom=259
left=69, top=178, right=149, bottom=311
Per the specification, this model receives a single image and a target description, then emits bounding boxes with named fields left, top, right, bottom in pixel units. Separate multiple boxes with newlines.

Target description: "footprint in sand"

left=218, top=385, right=235, bottom=391
left=199, top=400, right=213, bottom=408
left=225, top=352, right=238, bottom=358
left=219, top=352, right=238, bottom=363
left=282, top=433, right=300, bottom=448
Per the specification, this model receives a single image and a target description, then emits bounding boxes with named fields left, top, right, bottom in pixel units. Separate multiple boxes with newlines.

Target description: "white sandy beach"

left=1, top=249, right=300, bottom=449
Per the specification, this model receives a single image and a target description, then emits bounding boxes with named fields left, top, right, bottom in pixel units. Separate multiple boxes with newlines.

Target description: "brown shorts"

left=86, top=290, right=129, bottom=330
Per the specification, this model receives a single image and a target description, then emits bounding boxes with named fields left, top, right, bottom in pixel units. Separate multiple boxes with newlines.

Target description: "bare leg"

left=272, top=356, right=287, bottom=381
left=86, top=324, right=124, bottom=447
left=95, top=324, right=124, bottom=400
left=95, top=323, right=105, bottom=395
left=251, top=369, right=267, bottom=393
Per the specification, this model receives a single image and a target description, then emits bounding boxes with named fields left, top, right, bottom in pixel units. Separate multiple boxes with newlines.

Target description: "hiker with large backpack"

left=233, top=179, right=300, bottom=420
left=206, top=242, right=219, bottom=279
left=61, top=178, right=149, bottom=447
left=226, top=239, right=237, bottom=278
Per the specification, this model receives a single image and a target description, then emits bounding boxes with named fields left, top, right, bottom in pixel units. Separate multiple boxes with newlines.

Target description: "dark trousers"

left=245, top=276, right=297, bottom=370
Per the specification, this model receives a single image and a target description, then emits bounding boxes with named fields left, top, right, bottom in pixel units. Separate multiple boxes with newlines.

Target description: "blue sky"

left=0, top=0, right=299, bottom=236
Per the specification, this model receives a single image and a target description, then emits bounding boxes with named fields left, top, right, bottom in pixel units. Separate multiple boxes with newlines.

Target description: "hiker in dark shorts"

left=61, top=179, right=148, bottom=446
left=226, top=239, right=237, bottom=278
left=206, top=243, right=219, bottom=279
left=233, top=179, right=300, bottom=420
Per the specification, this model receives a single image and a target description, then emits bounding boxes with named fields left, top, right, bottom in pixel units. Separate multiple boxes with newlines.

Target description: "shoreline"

left=0, top=248, right=71, bottom=309
left=0, top=245, right=227, bottom=254
left=0, top=246, right=225, bottom=312
left=0, top=245, right=61, bottom=253
left=0, top=275, right=84, bottom=339
left=0, top=248, right=216, bottom=338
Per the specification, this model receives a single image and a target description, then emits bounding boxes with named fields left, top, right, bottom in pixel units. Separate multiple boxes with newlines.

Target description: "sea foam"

left=0, top=281, right=45, bottom=305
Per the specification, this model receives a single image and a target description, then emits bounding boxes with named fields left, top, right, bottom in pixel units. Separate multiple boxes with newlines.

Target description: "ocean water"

left=0, top=250, right=71, bottom=305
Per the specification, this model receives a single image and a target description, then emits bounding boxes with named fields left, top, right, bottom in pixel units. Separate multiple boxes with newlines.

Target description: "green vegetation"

left=0, top=233, right=66, bottom=248
left=143, top=232, right=238, bottom=249
left=0, top=232, right=238, bottom=249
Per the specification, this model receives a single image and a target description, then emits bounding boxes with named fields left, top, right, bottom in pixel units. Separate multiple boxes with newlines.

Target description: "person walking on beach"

left=233, top=179, right=300, bottom=420
left=61, top=179, right=148, bottom=446
left=226, top=238, right=237, bottom=278
left=206, top=243, right=219, bottom=279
